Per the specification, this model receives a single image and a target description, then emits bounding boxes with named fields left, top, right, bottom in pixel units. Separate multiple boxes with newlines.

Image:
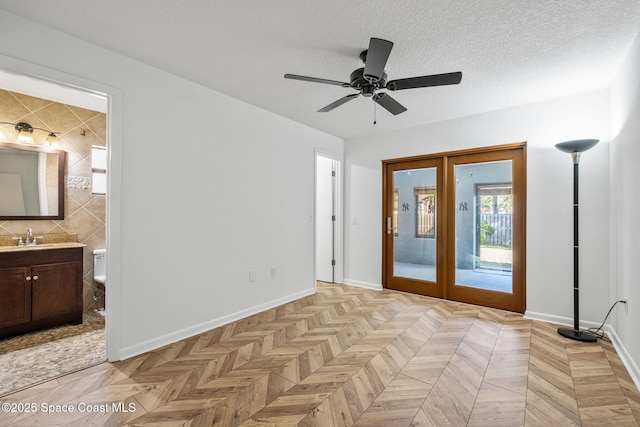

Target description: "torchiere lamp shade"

left=555, top=139, right=599, bottom=154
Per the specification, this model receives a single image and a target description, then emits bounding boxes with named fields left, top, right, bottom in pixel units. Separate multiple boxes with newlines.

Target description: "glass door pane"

left=392, top=167, right=438, bottom=282
left=454, top=160, right=513, bottom=293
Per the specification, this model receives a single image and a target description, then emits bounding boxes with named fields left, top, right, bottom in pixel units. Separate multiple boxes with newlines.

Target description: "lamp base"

left=557, top=327, right=598, bottom=342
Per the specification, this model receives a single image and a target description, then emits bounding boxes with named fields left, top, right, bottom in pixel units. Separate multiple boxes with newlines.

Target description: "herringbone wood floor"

left=1, top=283, right=639, bottom=426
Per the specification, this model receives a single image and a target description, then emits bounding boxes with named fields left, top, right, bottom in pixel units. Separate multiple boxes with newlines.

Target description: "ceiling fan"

left=284, top=37, right=462, bottom=116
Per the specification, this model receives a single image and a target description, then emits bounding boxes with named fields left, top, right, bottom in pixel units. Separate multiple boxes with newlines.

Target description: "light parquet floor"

left=1, top=282, right=639, bottom=426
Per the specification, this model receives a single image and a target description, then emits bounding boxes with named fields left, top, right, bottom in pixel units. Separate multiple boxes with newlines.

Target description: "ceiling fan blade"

left=386, top=71, right=462, bottom=91
left=363, top=38, right=393, bottom=82
left=318, top=94, right=359, bottom=112
left=284, top=74, right=350, bottom=88
left=373, top=93, right=407, bottom=115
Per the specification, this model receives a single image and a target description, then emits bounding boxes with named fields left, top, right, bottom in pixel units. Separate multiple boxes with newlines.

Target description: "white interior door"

left=316, top=155, right=335, bottom=282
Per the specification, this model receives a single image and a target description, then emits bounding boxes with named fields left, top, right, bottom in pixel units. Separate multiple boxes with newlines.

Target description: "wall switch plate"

left=270, top=268, right=276, bottom=278
left=249, top=270, right=256, bottom=282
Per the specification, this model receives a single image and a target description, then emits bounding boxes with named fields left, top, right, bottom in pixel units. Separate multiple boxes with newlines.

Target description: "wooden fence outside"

left=480, top=213, right=512, bottom=247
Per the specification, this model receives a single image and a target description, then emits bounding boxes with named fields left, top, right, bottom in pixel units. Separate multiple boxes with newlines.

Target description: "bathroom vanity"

left=0, top=243, right=84, bottom=339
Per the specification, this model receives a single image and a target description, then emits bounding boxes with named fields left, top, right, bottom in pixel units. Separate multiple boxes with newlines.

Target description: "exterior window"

left=91, top=145, right=107, bottom=195
left=477, top=184, right=512, bottom=214
left=415, top=186, right=436, bottom=238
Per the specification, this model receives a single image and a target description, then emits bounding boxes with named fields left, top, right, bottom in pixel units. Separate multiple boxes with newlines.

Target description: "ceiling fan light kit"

left=284, top=37, right=462, bottom=118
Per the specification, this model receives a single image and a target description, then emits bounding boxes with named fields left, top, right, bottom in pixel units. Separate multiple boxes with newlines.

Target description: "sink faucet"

left=24, top=228, right=42, bottom=246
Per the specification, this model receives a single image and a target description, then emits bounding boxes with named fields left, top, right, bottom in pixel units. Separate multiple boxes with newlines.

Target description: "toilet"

left=93, top=248, right=106, bottom=285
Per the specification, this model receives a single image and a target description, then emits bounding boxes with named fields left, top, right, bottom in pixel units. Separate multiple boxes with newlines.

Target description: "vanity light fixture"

left=42, top=132, right=60, bottom=149
left=0, top=121, right=60, bottom=148
left=15, top=122, right=35, bottom=144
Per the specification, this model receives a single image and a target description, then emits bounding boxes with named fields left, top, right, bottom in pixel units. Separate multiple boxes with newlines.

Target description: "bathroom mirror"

left=0, top=141, right=65, bottom=220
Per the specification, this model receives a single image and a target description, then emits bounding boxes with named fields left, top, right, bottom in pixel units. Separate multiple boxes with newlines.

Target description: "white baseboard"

left=118, top=287, right=316, bottom=360
left=524, top=310, right=640, bottom=392
left=523, top=310, right=601, bottom=330
left=604, top=326, right=640, bottom=392
left=342, top=279, right=383, bottom=291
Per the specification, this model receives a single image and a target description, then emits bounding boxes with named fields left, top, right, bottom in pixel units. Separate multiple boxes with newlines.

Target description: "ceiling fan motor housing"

left=350, top=67, right=387, bottom=96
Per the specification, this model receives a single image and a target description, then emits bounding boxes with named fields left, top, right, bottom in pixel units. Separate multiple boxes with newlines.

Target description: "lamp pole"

left=555, top=139, right=599, bottom=342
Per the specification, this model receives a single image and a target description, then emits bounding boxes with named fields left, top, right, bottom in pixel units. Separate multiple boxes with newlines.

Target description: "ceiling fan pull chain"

left=373, top=101, right=377, bottom=125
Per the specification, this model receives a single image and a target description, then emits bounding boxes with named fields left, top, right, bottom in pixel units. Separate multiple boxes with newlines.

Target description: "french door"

left=382, top=143, right=526, bottom=313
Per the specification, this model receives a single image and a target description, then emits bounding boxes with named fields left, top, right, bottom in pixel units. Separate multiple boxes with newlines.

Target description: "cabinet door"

left=31, top=262, right=82, bottom=321
left=0, top=267, right=31, bottom=328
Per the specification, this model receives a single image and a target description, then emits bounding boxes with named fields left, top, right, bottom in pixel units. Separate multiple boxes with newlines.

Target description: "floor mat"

left=0, top=311, right=106, bottom=396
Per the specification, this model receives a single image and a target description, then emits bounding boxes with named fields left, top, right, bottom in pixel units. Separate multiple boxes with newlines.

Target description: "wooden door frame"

left=382, top=142, right=527, bottom=313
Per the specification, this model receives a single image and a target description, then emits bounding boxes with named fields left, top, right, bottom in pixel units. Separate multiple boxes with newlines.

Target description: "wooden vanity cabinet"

left=0, top=247, right=83, bottom=339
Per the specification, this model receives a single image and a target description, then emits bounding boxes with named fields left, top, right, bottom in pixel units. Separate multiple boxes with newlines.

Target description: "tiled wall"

left=0, top=89, right=106, bottom=312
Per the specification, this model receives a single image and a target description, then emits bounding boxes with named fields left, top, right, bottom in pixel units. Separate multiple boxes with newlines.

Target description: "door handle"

left=386, top=217, right=392, bottom=235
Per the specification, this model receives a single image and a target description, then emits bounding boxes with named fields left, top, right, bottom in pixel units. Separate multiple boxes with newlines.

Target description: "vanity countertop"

left=0, top=242, right=86, bottom=253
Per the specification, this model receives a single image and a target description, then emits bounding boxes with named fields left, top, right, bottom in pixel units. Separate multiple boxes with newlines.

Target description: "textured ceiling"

left=1, top=0, right=639, bottom=140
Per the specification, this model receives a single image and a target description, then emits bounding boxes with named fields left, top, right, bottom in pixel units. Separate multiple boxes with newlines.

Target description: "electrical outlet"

left=271, top=268, right=276, bottom=278
left=249, top=270, right=256, bottom=283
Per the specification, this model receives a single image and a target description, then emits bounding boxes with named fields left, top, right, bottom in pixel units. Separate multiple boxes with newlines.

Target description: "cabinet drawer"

left=1, top=247, right=82, bottom=268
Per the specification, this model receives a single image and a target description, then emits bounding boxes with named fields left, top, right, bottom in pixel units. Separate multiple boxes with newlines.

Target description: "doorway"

left=316, top=152, right=342, bottom=284
left=382, top=143, right=526, bottom=313
left=0, top=70, right=110, bottom=395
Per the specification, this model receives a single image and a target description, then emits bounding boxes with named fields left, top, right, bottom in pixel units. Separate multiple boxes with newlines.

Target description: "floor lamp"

left=555, top=138, right=599, bottom=342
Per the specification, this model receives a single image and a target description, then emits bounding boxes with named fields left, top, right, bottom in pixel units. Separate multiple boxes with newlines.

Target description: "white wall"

left=610, top=31, right=640, bottom=385
left=0, top=10, right=343, bottom=359
left=344, top=90, right=611, bottom=328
